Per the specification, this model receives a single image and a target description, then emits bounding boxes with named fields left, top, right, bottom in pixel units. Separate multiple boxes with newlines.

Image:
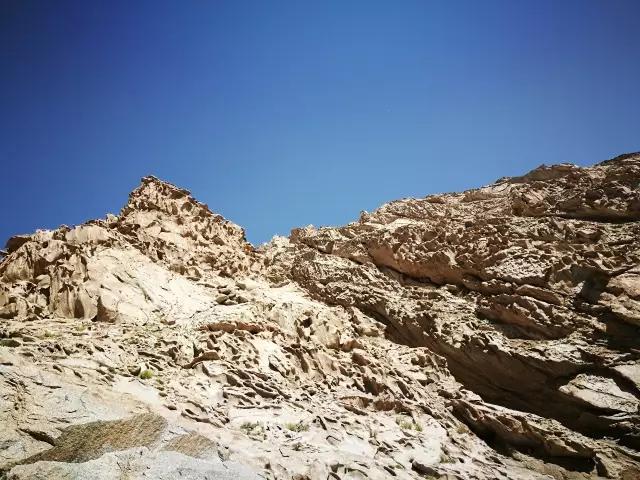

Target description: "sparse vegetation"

left=240, top=421, right=256, bottom=432
left=139, top=369, right=154, bottom=380
left=240, top=421, right=266, bottom=439
left=456, top=423, right=470, bottom=434
left=440, top=453, right=454, bottom=463
left=396, top=416, right=422, bottom=432
left=285, top=421, right=309, bottom=433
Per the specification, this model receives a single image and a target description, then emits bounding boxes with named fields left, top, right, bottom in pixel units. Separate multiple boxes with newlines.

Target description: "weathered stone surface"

left=7, top=448, right=258, bottom=480
left=1, top=153, right=640, bottom=479
left=559, top=375, right=639, bottom=414
left=17, top=413, right=167, bottom=465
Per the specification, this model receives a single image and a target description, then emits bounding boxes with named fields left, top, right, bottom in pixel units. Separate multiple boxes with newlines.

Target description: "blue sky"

left=1, top=1, right=639, bottom=245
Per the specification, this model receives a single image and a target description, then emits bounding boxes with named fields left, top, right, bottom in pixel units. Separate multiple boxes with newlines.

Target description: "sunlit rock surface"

left=2, top=154, right=640, bottom=479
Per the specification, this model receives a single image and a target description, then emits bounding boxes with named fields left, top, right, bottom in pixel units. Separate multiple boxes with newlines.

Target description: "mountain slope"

left=1, top=154, right=640, bottom=479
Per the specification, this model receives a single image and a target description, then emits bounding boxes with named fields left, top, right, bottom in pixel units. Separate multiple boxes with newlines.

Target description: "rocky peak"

left=115, top=175, right=257, bottom=278
left=121, top=176, right=243, bottom=238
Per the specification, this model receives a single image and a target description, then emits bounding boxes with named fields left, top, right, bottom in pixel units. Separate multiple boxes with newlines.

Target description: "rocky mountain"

left=1, top=153, right=640, bottom=480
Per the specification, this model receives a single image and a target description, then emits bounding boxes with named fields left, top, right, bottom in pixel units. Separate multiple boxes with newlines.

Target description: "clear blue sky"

left=1, top=1, right=639, bottom=245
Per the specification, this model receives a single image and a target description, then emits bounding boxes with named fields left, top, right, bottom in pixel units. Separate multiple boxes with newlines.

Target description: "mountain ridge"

left=1, top=152, right=640, bottom=479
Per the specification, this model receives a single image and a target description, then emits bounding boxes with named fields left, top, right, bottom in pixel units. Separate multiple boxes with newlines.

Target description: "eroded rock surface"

left=1, top=155, right=640, bottom=479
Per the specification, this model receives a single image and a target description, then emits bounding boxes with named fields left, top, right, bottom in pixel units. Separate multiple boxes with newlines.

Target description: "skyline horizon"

left=3, top=148, right=636, bottom=248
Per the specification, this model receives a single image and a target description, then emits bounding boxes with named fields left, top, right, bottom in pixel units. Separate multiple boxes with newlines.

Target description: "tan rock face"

left=1, top=154, right=640, bottom=479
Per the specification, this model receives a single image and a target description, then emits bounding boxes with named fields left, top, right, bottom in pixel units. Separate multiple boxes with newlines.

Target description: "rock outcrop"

left=1, top=154, right=640, bottom=479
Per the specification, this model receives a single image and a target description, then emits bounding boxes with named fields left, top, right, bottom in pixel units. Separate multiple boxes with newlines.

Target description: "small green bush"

left=139, top=369, right=154, bottom=380
left=285, top=422, right=309, bottom=433
left=240, top=421, right=265, bottom=439
left=396, top=416, right=422, bottom=432
left=240, top=421, right=258, bottom=431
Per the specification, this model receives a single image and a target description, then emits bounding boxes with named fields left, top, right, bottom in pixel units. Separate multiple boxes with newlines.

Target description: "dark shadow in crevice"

left=457, top=416, right=596, bottom=474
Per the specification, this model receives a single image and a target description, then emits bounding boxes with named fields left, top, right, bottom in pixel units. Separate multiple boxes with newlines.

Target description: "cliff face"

left=1, top=154, right=640, bottom=479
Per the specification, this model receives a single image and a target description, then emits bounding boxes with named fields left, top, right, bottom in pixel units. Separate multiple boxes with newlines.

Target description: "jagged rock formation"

left=1, top=154, right=640, bottom=479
